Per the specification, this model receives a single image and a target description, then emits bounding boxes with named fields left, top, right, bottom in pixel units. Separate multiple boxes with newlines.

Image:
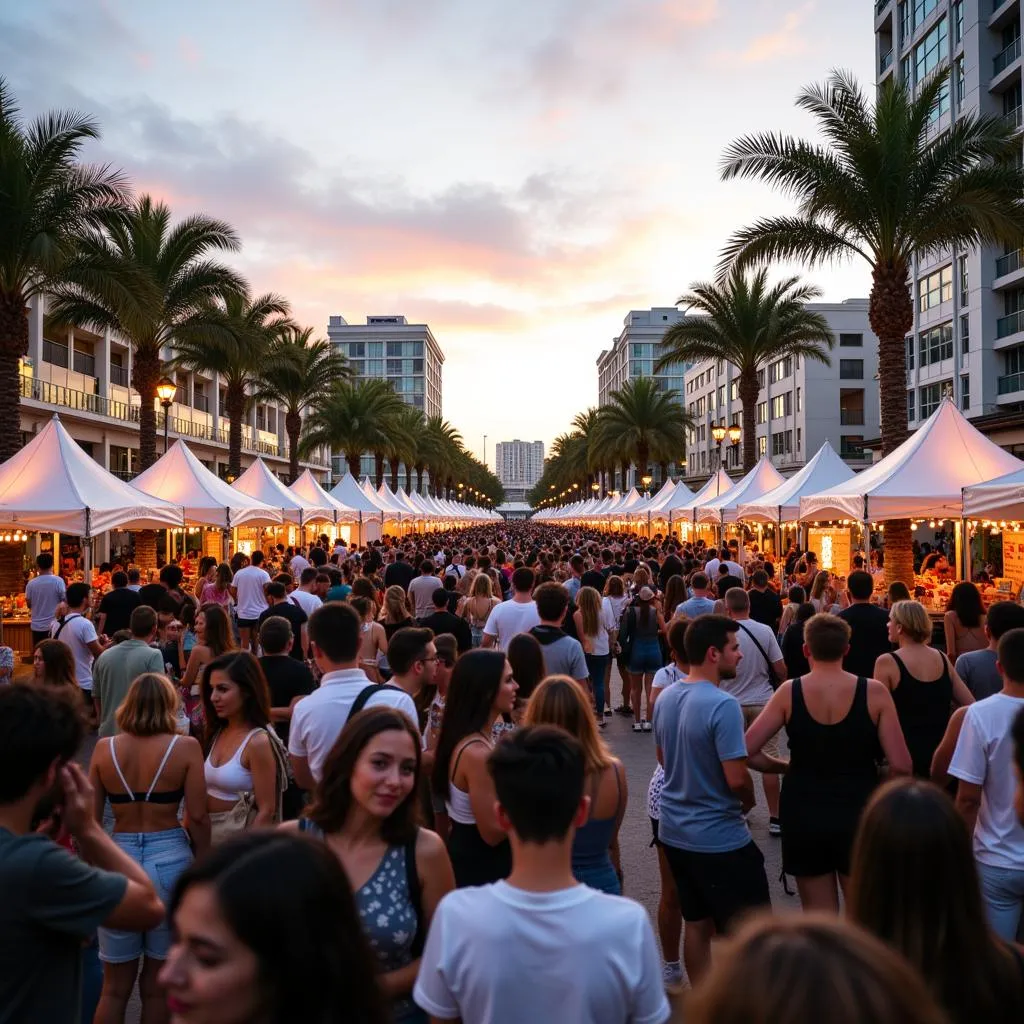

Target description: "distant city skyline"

left=4, top=0, right=875, bottom=454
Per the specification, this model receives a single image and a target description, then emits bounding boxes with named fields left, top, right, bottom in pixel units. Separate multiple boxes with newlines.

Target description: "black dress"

left=889, top=651, right=953, bottom=777
left=779, top=677, right=879, bottom=878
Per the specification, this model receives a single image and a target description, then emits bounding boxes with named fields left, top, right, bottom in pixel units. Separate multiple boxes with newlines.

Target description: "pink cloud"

left=727, top=3, right=813, bottom=66
left=178, top=36, right=201, bottom=65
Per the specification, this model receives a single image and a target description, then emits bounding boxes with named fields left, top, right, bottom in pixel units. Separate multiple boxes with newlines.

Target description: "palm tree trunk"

left=0, top=290, right=28, bottom=463
left=285, top=410, right=302, bottom=483
left=620, top=461, right=630, bottom=491
left=415, top=464, right=424, bottom=494
left=658, top=461, right=668, bottom=485
left=226, top=384, right=246, bottom=480
left=374, top=453, right=384, bottom=488
left=871, top=264, right=915, bottom=587
left=347, top=452, right=361, bottom=477
left=404, top=464, right=413, bottom=492
left=637, top=444, right=650, bottom=487
left=131, top=345, right=163, bottom=573
left=738, top=370, right=760, bottom=472
left=389, top=457, right=400, bottom=491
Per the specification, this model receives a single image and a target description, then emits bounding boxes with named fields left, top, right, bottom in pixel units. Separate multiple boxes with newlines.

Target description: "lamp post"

left=641, top=474, right=652, bottom=497
left=710, top=423, right=741, bottom=495
left=156, top=377, right=177, bottom=455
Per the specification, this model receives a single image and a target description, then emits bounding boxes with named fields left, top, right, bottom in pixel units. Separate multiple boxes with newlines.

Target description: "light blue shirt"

left=652, top=680, right=750, bottom=853
left=676, top=596, right=716, bottom=619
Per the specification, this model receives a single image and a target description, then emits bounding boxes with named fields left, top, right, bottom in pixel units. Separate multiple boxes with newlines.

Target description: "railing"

left=840, top=441, right=866, bottom=458
left=109, top=469, right=135, bottom=481
left=109, top=364, right=129, bottom=387
left=880, top=49, right=894, bottom=72
left=996, top=249, right=1022, bottom=277
left=840, top=409, right=865, bottom=425
left=997, top=309, right=1024, bottom=338
left=994, top=36, right=1022, bottom=76
left=193, top=393, right=210, bottom=412
left=72, top=351, right=96, bottom=377
left=20, top=373, right=136, bottom=420
left=998, top=370, right=1024, bottom=394
left=1003, top=106, right=1023, bottom=131
left=876, top=0, right=890, bottom=14
left=42, top=339, right=68, bottom=369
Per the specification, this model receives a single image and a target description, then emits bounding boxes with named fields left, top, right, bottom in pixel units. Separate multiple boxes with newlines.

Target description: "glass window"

left=960, top=314, right=970, bottom=354
left=901, top=54, right=911, bottom=84
left=839, top=359, right=864, bottom=379
left=906, top=336, right=915, bottom=370
left=368, top=342, right=383, bottom=357
left=959, top=255, right=968, bottom=306
left=917, top=264, right=953, bottom=312
left=758, top=435, right=767, bottom=457
left=839, top=333, right=863, bottom=347
left=930, top=78, right=950, bottom=124
left=953, top=1, right=962, bottom=44
left=771, top=394, right=785, bottom=418
left=730, top=381, right=738, bottom=400
left=756, top=369, right=765, bottom=390
left=955, top=55, right=965, bottom=106
left=914, top=16, right=947, bottom=83
left=907, top=389, right=915, bottom=422
left=840, top=436, right=865, bottom=458
left=919, top=381, right=945, bottom=418
left=757, top=401, right=768, bottom=424
left=960, top=373, right=970, bottom=410
left=899, top=1, right=910, bottom=43
left=717, top=384, right=726, bottom=407
left=913, top=0, right=938, bottom=28
left=796, top=427, right=802, bottom=451
left=796, top=387, right=802, bottom=412
left=919, top=322, right=953, bottom=366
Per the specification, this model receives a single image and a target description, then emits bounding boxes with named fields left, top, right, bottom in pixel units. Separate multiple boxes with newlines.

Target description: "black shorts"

left=650, top=816, right=660, bottom=846
left=661, top=840, right=770, bottom=932
left=236, top=617, right=260, bottom=629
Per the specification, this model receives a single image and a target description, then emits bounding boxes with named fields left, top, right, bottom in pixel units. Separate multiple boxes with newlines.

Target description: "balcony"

left=994, top=36, right=1022, bottom=77
left=840, top=440, right=866, bottom=459
left=998, top=370, right=1024, bottom=394
left=193, top=393, right=210, bottom=412
left=996, top=249, right=1023, bottom=280
left=109, top=364, right=129, bottom=387
left=109, top=469, right=135, bottom=481
left=1003, top=105, right=1023, bottom=131
left=21, top=373, right=136, bottom=421
left=875, top=0, right=890, bottom=14
left=997, top=310, right=1024, bottom=338
left=880, top=49, right=894, bottom=73
left=840, top=409, right=865, bottom=425
left=72, top=351, right=96, bottom=377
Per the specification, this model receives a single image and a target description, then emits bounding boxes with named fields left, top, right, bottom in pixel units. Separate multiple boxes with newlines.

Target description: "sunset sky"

left=4, top=0, right=876, bottom=467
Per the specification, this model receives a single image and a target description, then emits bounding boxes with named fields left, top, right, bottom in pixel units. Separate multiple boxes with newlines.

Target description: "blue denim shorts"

left=628, top=638, right=663, bottom=674
left=98, top=828, right=192, bottom=963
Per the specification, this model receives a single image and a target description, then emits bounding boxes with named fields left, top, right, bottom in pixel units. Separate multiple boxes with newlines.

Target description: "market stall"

left=696, top=456, right=785, bottom=531
left=329, top=474, right=386, bottom=544
left=962, top=465, right=1024, bottom=597
left=664, top=468, right=735, bottom=541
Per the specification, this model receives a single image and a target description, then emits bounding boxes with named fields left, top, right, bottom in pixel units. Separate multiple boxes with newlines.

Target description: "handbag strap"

left=737, top=621, right=773, bottom=677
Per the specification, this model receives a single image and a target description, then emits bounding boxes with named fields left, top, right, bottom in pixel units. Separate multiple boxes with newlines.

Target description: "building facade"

left=326, top=314, right=445, bottom=480
left=19, top=294, right=330, bottom=484
left=495, top=440, right=545, bottom=488
left=682, top=300, right=880, bottom=483
left=875, top=0, right=1023, bottom=428
left=596, top=308, right=689, bottom=409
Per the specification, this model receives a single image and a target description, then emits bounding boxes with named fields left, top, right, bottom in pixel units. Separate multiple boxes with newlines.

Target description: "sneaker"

left=616, top=704, right=632, bottom=716
left=641, top=720, right=652, bottom=732
left=662, top=962, right=684, bottom=991
left=603, top=707, right=613, bottom=717
left=632, top=722, right=643, bottom=733
left=769, top=817, right=782, bottom=836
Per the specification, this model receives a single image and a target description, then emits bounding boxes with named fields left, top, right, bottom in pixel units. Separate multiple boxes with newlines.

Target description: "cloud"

left=728, top=3, right=814, bottom=66
left=178, top=36, right=201, bottom=65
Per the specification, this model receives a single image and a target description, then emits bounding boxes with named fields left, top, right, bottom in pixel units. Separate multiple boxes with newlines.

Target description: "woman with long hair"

left=506, top=632, right=545, bottom=710
left=662, top=575, right=687, bottom=624
left=431, top=650, right=518, bottom=887
left=460, top=572, right=499, bottom=648
left=848, top=779, right=1024, bottom=1023
left=89, top=673, right=209, bottom=1024
left=32, top=638, right=80, bottom=700
left=809, top=571, right=843, bottom=614
left=202, top=652, right=283, bottom=842
left=603, top=574, right=629, bottom=716
left=777, top=585, right=806, bottom=642
left=352, top=596, right=388, bottom=683
left=284, top=708, right=454, bottom=1023
left=524, top=676, right=627, bottom=895
left=884, top=580, right=912, bottom=608
left=944, top=580, right=988, bottom=661
left=621, top=586, right=666, bottom=732
left=180, top=603, right=236, bottom=735
left=192, top=557, right=218, bottom=603
left=159, top=832, right=388, bottom=1024
left=572, top=586, right=615, bottom=726
left=199, top=562, right=234, bottom=608
left=873, top=600, right=974, bottom=777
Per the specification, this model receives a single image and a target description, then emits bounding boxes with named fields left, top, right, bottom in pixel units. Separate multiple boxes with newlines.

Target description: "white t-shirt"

left=413, top=881, right=669, bottom=1024
left=704, top=558, right=745, bottom=583
left=289, top=554, right=309, bottom=580
left=288, top=668, right=418, bottom=782
left=603, top=595, right=628, bottom=629
left=232, top=565, right=271, bottom=620
left=948, top=692, right=1024, bottom=870
left=288, top=589, right=323, bottom=617
left=582, top=601, right=617, bottom=657
left=49, top=614, right=99, bottom=690
left=724, top=618, right=782, bottom=707
left=482, top=600, right=541, bottom=652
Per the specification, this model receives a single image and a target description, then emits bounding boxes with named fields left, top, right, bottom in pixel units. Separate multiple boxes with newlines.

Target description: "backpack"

left=347, top=683, right=406, bottom=725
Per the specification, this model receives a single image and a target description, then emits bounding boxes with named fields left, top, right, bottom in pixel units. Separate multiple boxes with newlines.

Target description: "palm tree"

left=718, top=69, right=1024, bottom=584
left=254, top=326, right=350, bottom=483
left=0, top=79, right=130, bottom=461
left=48, top=194, right=244, bottom=470
left=656, top=269, right=834, bottom=472
left=592, top=378, right=691, bottom=489
left=391, top=405, right=425, bottom=492
left=385, top=405, right=418, bottom=492
left=172, top=290, right=293, bottom=479
left=300, top=379, right=403, bottom=478
left=422, top=416, right=464, bottom=497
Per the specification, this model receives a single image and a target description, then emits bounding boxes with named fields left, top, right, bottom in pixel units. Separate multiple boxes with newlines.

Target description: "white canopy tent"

left=963, top=466, right=1024, bottom=520
left=696, top=457, right=786, bottom=526
left=289, top=470, right=360, bottom=524
left=132, top=441, right=282, bottom=528
left=0, top=416, right=184, bottom=573
left=739, top=442, right=855, bottom=523
left=327, top=474, right=385, bottom=544
left=800, top=399, right=1024, bottom=523
left=231, top=458, right=332, bottom=526
left=664, top=468, right=735, bottom=532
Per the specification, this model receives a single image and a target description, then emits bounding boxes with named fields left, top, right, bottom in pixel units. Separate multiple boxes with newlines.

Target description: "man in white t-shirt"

left=50, top=582, right=110, bottom=717
left=289, top=602, right=416, bottom=789
left=704, top=547, right=745, bottom=585
left=723, top=587, right=786, bottom=833
left=482, top=567, right=541, bottom=652
left=949, top=626, right=1024, bottom=941
left=414, top=726, right=669, bottom=1024
left=230, top=550, right=271, bottom=651
left=289, top=547, right=310, bottom=581
left=289, top=567, right=324, bottom=618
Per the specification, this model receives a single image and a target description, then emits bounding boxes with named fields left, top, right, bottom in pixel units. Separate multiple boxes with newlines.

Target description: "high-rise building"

left=874, top=0, right=1020, bottom=429
left=326, top=315, right=444, bottom=479
left=596, top=308, right=689, bottom=409
left=495, top=440, right=545, bottom=488
left=682, top=300, right=881, bottom=483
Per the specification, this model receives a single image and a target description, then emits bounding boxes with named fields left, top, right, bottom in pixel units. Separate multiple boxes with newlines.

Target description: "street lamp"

left=156, top=376, right=177, bottom=454
left=641, top=474, right=652, bottom=497
left=711, top=422, right=741, bottom=495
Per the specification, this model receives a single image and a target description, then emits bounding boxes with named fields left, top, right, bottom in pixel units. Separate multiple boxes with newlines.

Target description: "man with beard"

left=652, top=615, right=773, bottom=985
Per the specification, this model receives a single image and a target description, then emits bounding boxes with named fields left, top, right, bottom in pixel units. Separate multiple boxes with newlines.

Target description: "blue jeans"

left=977, top=861, right=1024, bottom=942
left=98, top=828, right=193, bottom=962
left=584, top=653, right=608, bottom=713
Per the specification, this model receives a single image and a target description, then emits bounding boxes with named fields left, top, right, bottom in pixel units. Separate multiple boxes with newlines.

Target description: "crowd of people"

left=3, top=521, right=1024, bottom=1023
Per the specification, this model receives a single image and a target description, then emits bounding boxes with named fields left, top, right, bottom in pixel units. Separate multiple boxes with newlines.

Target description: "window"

left=707, top=390, right=715, bottom=412
left=907, top=389, right=915, bottom=422
left=757, top=401, right=768, bottom=424
left=717, top=385, right=726, bottom=407
left=906, top=336, right=915, bottom=370
left=839, top=359, right=864, bottom=379
left=796, top=427, right=802, bottom=451
left=913, top=17, right=947, bottom=84
left=919, top=381, right=946, bottom=418
left=960, top=374, right=970, bottom=410
left=899, top=1, right=910, bottom=43
left=919, top=322, right=953, bottom=365
left=348, top=342, right=366, bottom=358
left=959, top=255, right=968, bottom=306
left=757, top=435, right=767, bottom=457
left=930, top=78, right=950, bottom=125
left=769, top=357, right=793, bottom=383
left=695, top=397, right=705, bottom=416
left=771, top=432, right=792, bottom=457
left=770, top=392, right=792, bottom=418
left=730, top=381, right=738, bottom=400
left=796, top=387, right=802, bottom=412
left=955, top=55, right=965, bottom=107
left=960, top=314, right=970, bottom=354
left=953, top=0, right=962, bottom=44
left=839, top=333, right=863, bottom=347
left=901, top=55, right=911, bottom=84
left=756, top=369, right=765, bottom=390
left=840, top=436, right=865, bottom=458
left=716, top=359, right=724, bottom=375
left=917, top=264, right=952, bottom=312
left=913, top=0, right=938, bottom=28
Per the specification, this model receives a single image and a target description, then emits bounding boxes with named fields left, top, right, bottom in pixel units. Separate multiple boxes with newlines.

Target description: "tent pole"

left=862, top=495, right=870, bottom=575
left=83, top=508, right=93, bottom=585
left=777, top=512, right=784, bottom=586
left=222, top=510, right=230, bottom=563
left=959, top=515, right=968, bottom=581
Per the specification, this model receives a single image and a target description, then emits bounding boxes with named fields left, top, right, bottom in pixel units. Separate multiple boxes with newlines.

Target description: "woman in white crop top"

left=202, top=651, right=280, bottom=843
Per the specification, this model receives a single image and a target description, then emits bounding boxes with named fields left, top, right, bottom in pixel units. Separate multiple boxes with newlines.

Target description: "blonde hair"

left=577, top=586, right=602, bottom=638
left=810, top=570, right=830, bottom=602
left=115, top=673, right=180, bottom=737
left=633, top=565, right=652, bottom=589
left=890, top=600, right=932, bottom=644
left=383, top=585, right=411, bottom=622
left=523, top=676, right=611, bottom=774
left=471, top=572, right=493, bottom=599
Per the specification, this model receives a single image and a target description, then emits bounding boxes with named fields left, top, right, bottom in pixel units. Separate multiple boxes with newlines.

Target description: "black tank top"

left=786, top=676, right=879, bottom=797
left=890, top=651, right=953, bottom=778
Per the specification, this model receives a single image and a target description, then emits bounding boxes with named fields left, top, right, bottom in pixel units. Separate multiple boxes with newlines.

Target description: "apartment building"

left=20, top=294, right=331, bottom=483
left=596, top=308, right=690, bottom=408
left=326, top=314, right=445, bottom=480
left=495, top=440, right=545, bottom=488
left=875, top=0, right=1023, bottom=426
left=682, top=300, right=880, bottom=483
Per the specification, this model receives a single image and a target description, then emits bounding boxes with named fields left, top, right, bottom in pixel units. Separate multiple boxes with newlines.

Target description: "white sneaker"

left=662, top=962, right=684, bottom=990
left=641, top=719, right=652, bottom=732
left=632, top=722, right=642, bottom=733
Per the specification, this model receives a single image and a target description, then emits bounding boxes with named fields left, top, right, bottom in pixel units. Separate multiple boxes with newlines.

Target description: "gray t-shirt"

left=955, top=648, right=1002, bottom=700
left=652, top=680, right=750, bottom=853
left=534, top=632, right=589, bottom=681
left=0, top=829, right=126, bottom=1023
left=25, top=573, right=67, bottom=632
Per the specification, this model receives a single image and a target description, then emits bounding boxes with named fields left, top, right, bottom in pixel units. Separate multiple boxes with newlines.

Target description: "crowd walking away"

left=5, top=522, right=1024, bottom=1022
